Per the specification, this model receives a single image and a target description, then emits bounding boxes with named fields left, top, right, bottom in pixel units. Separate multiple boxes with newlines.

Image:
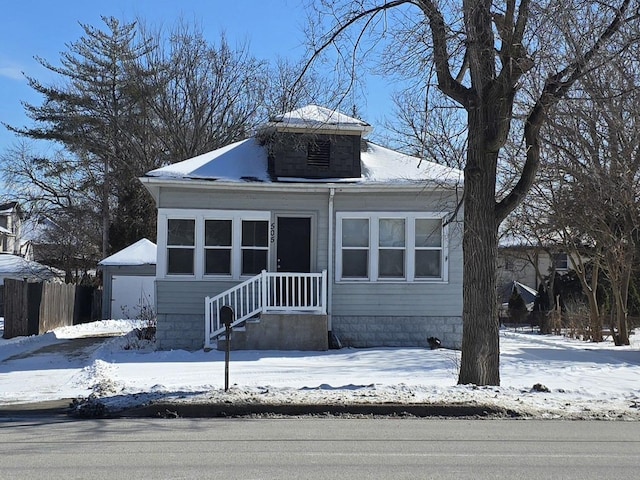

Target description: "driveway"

left=1, top=333, right=120, bottom=363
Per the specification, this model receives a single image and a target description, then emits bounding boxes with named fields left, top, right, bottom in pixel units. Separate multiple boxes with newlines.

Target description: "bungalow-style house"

left=140, top=105, right=464, bottom=351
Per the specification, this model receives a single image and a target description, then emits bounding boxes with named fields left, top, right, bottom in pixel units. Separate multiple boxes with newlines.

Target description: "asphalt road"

left=0, top=417, right=638, bottom=479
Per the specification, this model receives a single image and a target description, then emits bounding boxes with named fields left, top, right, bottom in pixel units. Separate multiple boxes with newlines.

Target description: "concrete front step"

left=217, top=313, right=328, bottom=351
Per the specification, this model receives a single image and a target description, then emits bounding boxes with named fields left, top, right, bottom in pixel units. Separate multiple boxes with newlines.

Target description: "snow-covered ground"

left=1, top=318, right=639, bottom=419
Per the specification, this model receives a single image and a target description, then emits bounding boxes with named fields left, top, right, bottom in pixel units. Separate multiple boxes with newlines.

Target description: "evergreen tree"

left=7, top=16, right=156, bottom=258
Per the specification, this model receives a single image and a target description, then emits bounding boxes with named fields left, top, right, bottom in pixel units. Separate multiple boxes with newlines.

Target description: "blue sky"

left=0, top=0, right=393, bottom=153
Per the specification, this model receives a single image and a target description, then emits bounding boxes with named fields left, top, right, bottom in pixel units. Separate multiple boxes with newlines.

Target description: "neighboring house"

left=0, top=254, right=59, bottom=285
left=98, top=238, right=157, bottom=320
left=497, top=243, right=577, bottom=291
left=140, top=105, right=464, bottom=351
left=0, top=202, right=24, bottom=256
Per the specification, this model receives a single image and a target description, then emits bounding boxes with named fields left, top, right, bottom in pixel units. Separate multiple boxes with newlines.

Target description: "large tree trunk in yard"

left=458, top=117, right=501, bottom=386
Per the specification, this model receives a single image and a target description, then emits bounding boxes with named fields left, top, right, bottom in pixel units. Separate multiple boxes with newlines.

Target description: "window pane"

left=553, top=253, right=568, bottom=269
left=415, top=250, right=441, bottom=278
left=415, top=219, right=442, bottom=247
left=167, top=219, right=194, bottom=246
left=379, top=219, right=405, bottom=247
left=242, top=221, right=268, bottom=247
left=342, top=219, right=369, bottom=247
left=205, top=220, right=231, bottom=246
left=242, top=249, right=268, bottom=275
left=379, top=250, right=405, bottom=278
left=342, top=250, right=368, bottom=278
left=205, top=249, right=231, bottom=275
left=167, top=248, right=194, bottom=275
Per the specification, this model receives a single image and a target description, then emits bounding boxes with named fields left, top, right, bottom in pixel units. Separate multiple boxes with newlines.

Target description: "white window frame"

left=157, top=209, right=271, bottom=280
left=336, top=212, right=449, bottom=283
left=166, top=218, right=196, bottom=276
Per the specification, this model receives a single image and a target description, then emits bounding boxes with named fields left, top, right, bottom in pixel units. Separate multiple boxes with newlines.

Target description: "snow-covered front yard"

left=1, top=318, right=638, bottom=419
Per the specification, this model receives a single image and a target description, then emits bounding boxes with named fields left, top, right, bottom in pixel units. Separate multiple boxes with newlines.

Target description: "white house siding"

left=329, top=190, right=463, bottom=349
left=154, top=187, right=330, bottom=350
left=155, top=280, right=237, bottom=350
left=153, top=186, right=463, bottom=350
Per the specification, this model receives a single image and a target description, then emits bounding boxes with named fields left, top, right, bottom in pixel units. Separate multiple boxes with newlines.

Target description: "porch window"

left=241, top=220, right=269, bottom=275
left=204, top=220, right=232, bottom=275
left=167, top=219, right=195, bottom=275
left=160, top=209, right=270, bottom=280
left=337, top=213, right=447, bottom=282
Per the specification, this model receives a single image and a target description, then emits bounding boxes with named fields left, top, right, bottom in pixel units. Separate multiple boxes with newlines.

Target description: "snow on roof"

left=145, top=138, right=270, bottom=182
left=0, top=225, right=11, bottom=235
left=0, top=254, right=57, bottom=282
left=268, top=104, right=372, bottom=134
left=145, top=138, right=462, bottom=186
left=99, top=238, right=157, bottom=266
left=360, top=142, right=461, bottom=184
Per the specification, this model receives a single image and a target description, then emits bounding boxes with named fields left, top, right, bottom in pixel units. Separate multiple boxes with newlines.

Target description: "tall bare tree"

left=302, top=0, right=639, bottom=384
left=140, top=23, right=269, bottom=164
left=538, top=54, right=640, bottom=345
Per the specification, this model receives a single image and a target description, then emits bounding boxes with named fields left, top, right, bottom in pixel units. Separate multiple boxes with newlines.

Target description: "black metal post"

left=220, top=305, right=234, bottom=392
left=224, top=323, right=231, bottom=391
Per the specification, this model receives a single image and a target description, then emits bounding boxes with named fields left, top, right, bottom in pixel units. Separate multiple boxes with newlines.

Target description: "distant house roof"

left=98, top=238, right=157, bottom=266
left=0, top=254, right=58, bottom=283
left=144, top=138, right=462, bottom=186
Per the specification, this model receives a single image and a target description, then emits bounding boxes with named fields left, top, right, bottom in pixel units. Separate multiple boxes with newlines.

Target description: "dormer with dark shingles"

left=260, top=105, right=372, bottom=180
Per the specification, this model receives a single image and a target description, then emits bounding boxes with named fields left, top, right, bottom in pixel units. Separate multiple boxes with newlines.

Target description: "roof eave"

left=139, top=176, right=461, bottom=193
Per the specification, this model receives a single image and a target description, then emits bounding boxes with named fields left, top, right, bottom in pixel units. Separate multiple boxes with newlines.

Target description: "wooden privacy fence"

left=2, top=279, right=102, bottom=339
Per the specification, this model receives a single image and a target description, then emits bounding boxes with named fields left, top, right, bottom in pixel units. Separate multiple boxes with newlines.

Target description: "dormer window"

left=307, top=139, right=330, bottom=169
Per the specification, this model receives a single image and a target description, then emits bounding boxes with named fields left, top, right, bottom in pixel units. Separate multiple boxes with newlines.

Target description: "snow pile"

left=1, top=319, right=639, bottom=419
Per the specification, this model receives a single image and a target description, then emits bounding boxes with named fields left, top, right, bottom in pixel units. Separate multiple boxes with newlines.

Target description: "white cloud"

left=0, top=66, right=25, bottom=80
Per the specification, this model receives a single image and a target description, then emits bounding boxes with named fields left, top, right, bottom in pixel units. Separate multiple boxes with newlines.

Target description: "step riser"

left=216, top=313, right=328, bottom=351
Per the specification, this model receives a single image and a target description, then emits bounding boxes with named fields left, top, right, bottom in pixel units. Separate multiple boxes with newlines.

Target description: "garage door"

left=111, top=275, right=155, bottom=319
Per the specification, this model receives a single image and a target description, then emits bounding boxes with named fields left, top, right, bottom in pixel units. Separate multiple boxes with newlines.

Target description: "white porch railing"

left=205, top=270, right=327, bottom=349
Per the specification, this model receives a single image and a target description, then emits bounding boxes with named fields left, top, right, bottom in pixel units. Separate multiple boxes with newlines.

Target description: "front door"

left=276, top=217, right=311, bottom=273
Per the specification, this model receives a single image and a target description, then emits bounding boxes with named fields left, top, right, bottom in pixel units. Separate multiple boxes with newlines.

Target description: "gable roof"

left=145, top=138, right=462, bottom=186
left=98, top=238, right=157, bottom=266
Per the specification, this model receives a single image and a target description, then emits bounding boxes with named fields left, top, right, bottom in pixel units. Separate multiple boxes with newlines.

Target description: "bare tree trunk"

left=102, top=156, right=110, bottom=260
left=613, top=263, right=631, bottom=345
left=458, top=119, right=500, bottom=385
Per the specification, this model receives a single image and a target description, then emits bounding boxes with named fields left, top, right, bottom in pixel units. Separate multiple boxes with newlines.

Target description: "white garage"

left=110, top=274, right=155, bottom=319
left=98, top=238, right=157, bottom=320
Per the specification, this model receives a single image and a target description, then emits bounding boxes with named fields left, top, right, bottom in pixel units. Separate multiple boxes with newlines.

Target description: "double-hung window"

left=167, top=219, right=195, bottom=275
left=414, top=219, right=442, bottom=279
left=241, top=220, right=269, bottom=275
left=204, top=220, right=232, bottom=275
left=378, top=218, right=406, bottom=279
left=337, top=213, right=447, bottom=282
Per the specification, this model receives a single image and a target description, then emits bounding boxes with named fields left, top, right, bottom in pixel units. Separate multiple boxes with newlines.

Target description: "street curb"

left=0, top=399, right=72, bottom=417
left=116, top=402, right=518, bottom=419
left=1, top=399, right=519, bottom=419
